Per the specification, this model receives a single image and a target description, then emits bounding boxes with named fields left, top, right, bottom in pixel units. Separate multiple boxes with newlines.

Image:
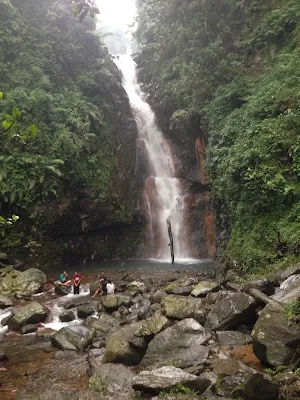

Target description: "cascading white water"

left=115, top=54, right=190, bottom=260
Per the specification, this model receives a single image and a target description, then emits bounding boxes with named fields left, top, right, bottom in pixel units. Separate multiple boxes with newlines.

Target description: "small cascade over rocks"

left=115, top=54, right=191, bottom=260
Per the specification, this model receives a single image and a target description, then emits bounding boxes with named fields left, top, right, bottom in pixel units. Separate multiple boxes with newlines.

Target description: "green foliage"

left=71, top=0, right=100, bottom=22
left=135, top=0, right=300, bottom=270
left=0, top=0, right=133, bottom=256
left=285, top=300, right=300, bottom=322
left=159, top=384, right=197, bottom=397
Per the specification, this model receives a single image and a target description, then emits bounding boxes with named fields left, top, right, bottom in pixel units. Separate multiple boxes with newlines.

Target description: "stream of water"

left=115, top=54, right=190, bottom=260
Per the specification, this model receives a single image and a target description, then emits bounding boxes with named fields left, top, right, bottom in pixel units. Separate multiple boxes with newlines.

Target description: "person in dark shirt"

left=99, top=271, right=108, bottom=295
left=72, top=271, right=82, bottom=295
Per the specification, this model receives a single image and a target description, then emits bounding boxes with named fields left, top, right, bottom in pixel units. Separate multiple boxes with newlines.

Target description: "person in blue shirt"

left=58, top=271, right=72, bottom=286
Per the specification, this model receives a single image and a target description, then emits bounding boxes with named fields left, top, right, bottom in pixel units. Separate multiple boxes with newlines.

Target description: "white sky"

left=97, top=0, right=136, bottom=29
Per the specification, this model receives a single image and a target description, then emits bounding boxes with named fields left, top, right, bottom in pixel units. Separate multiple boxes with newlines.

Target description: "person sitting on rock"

left=92, top=277, right=102, bottom=297
left=106, top=279, right=115, bottom=295
left=57, top=271, right=72, bottom=286
left=72, top=271, right=82, bottom=295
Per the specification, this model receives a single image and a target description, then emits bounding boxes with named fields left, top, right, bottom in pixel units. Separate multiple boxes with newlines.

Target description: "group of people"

left=56, top=270, right=115, bottom=296
left=57, top=271, right=82, bottom=294
left=92, top=272, right=115, bottom=297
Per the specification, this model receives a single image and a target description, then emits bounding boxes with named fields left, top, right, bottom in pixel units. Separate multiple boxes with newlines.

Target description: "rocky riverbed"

left=1, top=262, right=300, bottom=399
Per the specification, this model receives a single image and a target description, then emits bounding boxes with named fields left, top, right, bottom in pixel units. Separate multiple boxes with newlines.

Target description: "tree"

left=71, top=0, right=100, bottom=21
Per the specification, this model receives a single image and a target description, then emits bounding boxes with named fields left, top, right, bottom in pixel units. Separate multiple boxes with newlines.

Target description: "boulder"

left=0, top=294, right=12, bottom=309
left=161, top=295, right=204, bottom=320
left=191, top=281, right=221, bottom=297
left=50, top=325, right=95, bottom=351
left=252, top=303, right=300, bottom=367
left=135, top=311, right=169, bottom=339
left=13, top=268, right=46, bottom=295
left=103, top=322, right=145, bottom=365
left=1, top=311, right=13, bottom=326
left=242, top=278, right=275, bottom=296
left=102, top=295, right=132, bottom=312
left=215, top=371, right=279, bottom=400
left=0, top=274, right=14, bottom=294
left=137, top=299, right=152, bottom=320
left=150, top=290, right=166, bottom=304
left=195, top=371, right=218, bottom=397
left=216, top=331, right=252, bottom=347
left=89, top=363, right=136, bottom=393
left=205, top=292, right=256, bottom=331
left=63, top=297, right=92, bottom=309
left=272, top=278, right=300, bottom=303
left=77, top=304, right=97, bottom=319
left=278, top=263, right=300, bottom=284
left=36, top=328, right=56, bottom=339
left=8, top=301, right=49, bottom=331
left=85, top=314, right=119, bottom=337
left=141, top=318, right=210, bottom=369
left=165, top=279, right=196, bottom=296
left=20, top=324, right=37, bottom=334
left=54, top=283, right=71, bottom=296
left=59, top=310, right=75, bottom=323
left=126, top=281, right=145, bottom=296
left=132, top=366, right=198, bottom=393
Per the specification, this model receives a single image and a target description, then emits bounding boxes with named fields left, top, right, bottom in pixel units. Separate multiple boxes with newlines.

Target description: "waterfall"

left=115, top=54, right=190, bottom=260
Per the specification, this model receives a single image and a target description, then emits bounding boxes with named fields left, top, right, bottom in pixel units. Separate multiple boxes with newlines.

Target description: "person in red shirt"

left=72, top=271, right=82, bottom=295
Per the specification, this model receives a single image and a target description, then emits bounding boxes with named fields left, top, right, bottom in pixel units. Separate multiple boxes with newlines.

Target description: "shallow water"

left=48, top=258, right=215, bottom=279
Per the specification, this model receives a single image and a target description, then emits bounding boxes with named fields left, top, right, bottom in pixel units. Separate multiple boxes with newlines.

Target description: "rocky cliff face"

left=25, top=79, right=143, bottom=268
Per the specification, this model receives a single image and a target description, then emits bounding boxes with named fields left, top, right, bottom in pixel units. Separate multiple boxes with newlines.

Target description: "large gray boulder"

left=161, top=296, right=204, bottom=320
left=13, top=268, right=46, bottom=295
left=8, top=301, right=49, bottom=330
left=102, top=322, right=144, bottom=365
left=0, top=294, right=12, bottom=309
left=50, top=325, right=95, bottom=351
left=141, top=318, right=210, bottom=369
left=252, top=303, right=300, bottom=367
left=132, top=366, right=198, bottom=393
left=205, top=292, right=256, bottom=331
